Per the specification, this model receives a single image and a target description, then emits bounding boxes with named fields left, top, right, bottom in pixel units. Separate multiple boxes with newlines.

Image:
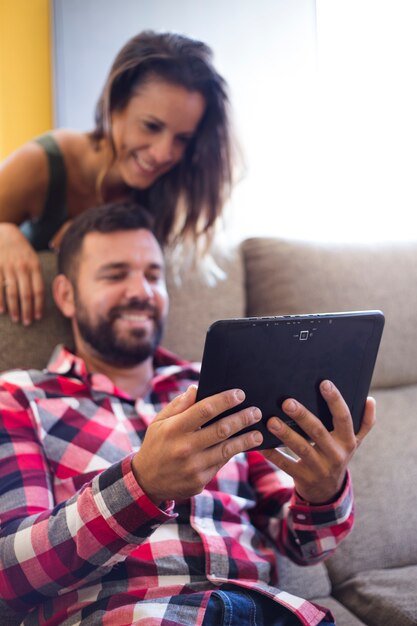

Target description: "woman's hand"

left=0, top=224, right=44, bottom=325
left=49, top=220, right=73, bottom=251
left=262, top=380, right=376, bottom=504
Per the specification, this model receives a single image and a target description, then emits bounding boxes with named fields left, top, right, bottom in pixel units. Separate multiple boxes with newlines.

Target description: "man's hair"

left=57, top=202, right=156, bottom=280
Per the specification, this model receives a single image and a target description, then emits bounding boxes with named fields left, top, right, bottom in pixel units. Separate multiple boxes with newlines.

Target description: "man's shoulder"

left=0, top=346, right=76, bottom=390
left=0, top=367, right=46, bottom=388
left=0, top=367, right=54, bottom=409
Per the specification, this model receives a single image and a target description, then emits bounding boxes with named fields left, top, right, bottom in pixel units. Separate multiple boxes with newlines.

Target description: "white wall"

left=52, top=0, right=317, bottom=242
left=314, top=0, right=417, bottom=243
left=53, top=0, right=417, bottom=244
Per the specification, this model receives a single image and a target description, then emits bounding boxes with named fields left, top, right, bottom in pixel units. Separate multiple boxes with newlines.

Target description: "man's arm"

left=250, top=380, right=375, bottom=565
left=248, top=451, right=354, bottom=565
left=0, top=378, right=262, bottom=617
left=0, top=380, right=174, bottom=617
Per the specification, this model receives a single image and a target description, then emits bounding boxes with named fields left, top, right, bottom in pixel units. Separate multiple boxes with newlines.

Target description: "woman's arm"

left=0, top=142, right=49, bottom=323
left=0, top=141, right=49, bottom=223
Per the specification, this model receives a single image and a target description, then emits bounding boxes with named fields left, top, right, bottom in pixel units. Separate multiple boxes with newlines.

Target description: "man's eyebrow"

left=96, top=262, right=130, bottom=273
left=96, top=261, right=164, bottom=273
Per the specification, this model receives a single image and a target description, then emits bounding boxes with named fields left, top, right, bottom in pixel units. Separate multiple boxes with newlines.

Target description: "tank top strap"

left=20, top=133, right=68, bottom=250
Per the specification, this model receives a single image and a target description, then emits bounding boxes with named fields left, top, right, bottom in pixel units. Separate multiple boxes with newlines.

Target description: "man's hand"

left=132, top=386, right=263, bottom=504
left=262, top=380, right=376, bottom=504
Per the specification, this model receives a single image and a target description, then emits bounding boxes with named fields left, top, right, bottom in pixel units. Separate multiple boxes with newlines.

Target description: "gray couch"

left=1, top=237, right=417, bottom=626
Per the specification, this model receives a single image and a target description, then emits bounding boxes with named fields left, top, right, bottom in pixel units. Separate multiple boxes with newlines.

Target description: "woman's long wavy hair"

left=93, top=30, right=234, bottom=259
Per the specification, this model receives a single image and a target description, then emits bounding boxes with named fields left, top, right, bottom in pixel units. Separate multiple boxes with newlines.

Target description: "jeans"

left=201, top=587, right=335, bottom=626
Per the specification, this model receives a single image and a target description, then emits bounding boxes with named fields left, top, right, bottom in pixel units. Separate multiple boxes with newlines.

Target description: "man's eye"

left=104, top=274, right=125, bottom=281
left=147, top=273, right=161, bottom=282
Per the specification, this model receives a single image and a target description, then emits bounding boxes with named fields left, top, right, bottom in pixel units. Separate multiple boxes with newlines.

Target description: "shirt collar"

left=46, top=344, right=193, bottom=401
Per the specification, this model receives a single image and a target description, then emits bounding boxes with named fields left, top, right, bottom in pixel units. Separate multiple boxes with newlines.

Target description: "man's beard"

left=75, top=296, right=164, bottom=367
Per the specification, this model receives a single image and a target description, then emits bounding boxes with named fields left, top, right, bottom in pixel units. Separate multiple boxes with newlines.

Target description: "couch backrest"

left=0, top=247, right=246, bottom=372
left=325, top=384, right=417, bottom=583
left=241, top=237, right=417, bottom=585
left=242, top=237, right=417, bottom=389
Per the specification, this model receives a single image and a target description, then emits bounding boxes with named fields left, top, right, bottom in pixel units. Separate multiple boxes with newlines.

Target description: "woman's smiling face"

left=111, top=79, right=206, bottom=189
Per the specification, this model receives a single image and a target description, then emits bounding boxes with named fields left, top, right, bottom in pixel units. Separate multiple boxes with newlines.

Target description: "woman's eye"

left=177, top=135, right=191, bottom=146
left=144, top=121, right=161, bottom=132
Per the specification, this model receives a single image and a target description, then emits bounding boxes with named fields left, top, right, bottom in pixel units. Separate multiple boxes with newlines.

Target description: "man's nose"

left=125, top=275, right=154, bottom=300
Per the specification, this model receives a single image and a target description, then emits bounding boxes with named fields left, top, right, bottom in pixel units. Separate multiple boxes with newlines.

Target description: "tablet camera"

left=299, top=330, right=309, bottom=341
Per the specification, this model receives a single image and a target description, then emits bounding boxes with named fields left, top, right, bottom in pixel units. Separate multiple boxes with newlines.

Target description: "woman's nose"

left=149, top=134, right=175, bottom=165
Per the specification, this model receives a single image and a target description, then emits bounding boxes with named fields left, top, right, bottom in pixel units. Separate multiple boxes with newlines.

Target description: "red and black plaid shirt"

left=0, top=345, right=353, bottom=625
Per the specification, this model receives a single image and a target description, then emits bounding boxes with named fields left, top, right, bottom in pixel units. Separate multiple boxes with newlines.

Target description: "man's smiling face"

left=71, top=228, right=168, bottom=367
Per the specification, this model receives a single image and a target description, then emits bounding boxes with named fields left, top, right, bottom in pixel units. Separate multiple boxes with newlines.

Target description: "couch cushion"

left=242, top=237, right=417, bottom=388
left=0, top=252, right=72, bottom=372
left=275, top=552, right=331, bottom=600
left=332, top=565, right=417, bottom=626
left=326, top=385, right=417, bottom=583
left=310, top=596, right=367, bottom=626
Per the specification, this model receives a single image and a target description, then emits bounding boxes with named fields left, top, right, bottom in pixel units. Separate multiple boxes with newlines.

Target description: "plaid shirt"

left=0, top=345, right=354, bottom=626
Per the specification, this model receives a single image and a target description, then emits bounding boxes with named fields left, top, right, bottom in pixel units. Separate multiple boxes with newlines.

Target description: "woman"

left=0, top=30, right=234, bottom=325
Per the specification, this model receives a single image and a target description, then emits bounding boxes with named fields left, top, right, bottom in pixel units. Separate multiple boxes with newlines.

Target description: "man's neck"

left=76, top=346, right=155, bottom=399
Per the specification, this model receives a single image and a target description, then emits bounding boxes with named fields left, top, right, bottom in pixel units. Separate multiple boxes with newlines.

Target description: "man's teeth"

left=120, top=313, right=149, bottom=321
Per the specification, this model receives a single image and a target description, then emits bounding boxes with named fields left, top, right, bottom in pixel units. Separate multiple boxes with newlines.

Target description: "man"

left=0, top=203, right=375, bottom=626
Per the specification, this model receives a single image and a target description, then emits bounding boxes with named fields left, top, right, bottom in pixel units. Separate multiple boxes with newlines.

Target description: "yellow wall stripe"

left=0, top=0, right=53, bottom=159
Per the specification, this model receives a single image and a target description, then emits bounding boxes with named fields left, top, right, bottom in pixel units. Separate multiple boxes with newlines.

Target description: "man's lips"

left=119, top=313, right=152, bottom=322
left=110, top=305, right=157, bottom=324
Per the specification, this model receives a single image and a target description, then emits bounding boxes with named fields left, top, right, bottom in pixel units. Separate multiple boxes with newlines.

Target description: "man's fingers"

left=200, top=405, right=262, bottom=448
left=176, top=388, right=247, bottom=432
left=270, top=396, right=334, bottom=456
left=205, top=427, right=264, bottom=470
left=355, top=397, right=376, bottom=446
left=318, top=380, right=356, bottom=443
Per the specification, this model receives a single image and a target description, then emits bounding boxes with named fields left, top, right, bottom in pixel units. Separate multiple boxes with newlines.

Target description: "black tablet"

left=196, top=310, right=385, bottom=449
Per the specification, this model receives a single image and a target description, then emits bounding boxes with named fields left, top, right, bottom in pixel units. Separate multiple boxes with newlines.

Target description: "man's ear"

left=53, top=274, right=76, bottom=318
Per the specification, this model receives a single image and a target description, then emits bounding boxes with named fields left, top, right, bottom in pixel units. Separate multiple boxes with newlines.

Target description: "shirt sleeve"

left=247, top=451, right=354, bottom=566
left=0, top=383, right=174, bottom=617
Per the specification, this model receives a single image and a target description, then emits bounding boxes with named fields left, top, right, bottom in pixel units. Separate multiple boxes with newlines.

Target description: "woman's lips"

left=132, top=153, right=158, bottom=177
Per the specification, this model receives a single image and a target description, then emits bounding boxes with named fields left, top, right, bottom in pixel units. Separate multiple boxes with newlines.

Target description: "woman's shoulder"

left=0, top=136, right=52, bottom=221
left=0, top=130, right=91, bottom=175
left=46, top=129, right=95, bottom=157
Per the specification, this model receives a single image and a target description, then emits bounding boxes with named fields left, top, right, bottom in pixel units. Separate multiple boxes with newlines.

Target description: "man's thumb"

left=153, top=384, right=198, bottom=422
